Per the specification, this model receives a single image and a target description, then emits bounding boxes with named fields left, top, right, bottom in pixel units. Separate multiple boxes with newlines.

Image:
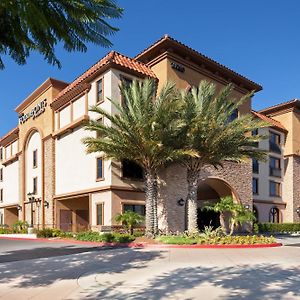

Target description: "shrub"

left=12, top=221, right=29, bottom=233
left=258, top=223, right=300, bottom=233
left=36, top=228, right=54, bottom=238
left=156, top=234, right=275, bottom=245
left=75, top=231, right=135, bottom=243
left=115, top=211, right=144, bottom=235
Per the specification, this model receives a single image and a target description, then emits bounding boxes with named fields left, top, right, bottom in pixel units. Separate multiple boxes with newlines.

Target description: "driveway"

left=0, top=238, right=300, bottom=299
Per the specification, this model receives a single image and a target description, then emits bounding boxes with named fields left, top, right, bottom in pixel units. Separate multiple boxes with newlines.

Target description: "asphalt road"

left=0, top=237, right=300, bottom=299
left=0, top=239, right=100, bottom=263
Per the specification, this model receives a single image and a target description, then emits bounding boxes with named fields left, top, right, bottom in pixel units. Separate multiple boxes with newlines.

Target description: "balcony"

left=269, top=142, right=281, bottom=154
left=270, top=167, right=281, bottom=178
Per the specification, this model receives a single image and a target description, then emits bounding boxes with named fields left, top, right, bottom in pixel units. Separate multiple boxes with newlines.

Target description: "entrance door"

left=76, top=210, right=89, bottom=232
left=60, top=210, right=72, bottom=232
left=197, top=208, right=220, bottom=231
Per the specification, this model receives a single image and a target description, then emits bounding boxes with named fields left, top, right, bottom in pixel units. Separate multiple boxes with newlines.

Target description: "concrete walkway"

left=0, top=238, right=300, bottom=299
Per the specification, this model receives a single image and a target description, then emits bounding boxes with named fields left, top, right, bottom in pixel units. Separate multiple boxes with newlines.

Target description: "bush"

left=75, top=231, right=135, bottom=243
left=258, top=223, right=300, bottom=233
left=156, top=234, right=275, bottom=245
left=36, top=228, right=73, bottom=238
left=36, top=228, right=54, bottom=238
left=12, top=221, right=29, bottom=233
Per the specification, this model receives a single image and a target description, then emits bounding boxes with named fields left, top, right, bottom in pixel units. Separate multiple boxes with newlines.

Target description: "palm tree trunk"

left=186, top=169, right=199, bottom=233
left=144, top=170, right=158, bottom=237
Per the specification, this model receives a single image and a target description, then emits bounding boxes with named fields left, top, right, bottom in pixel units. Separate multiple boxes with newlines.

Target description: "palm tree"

left=179, top=81, right=268, bottom=233
left=0, top=0, right=123, bottom=69
left=229, top=204, right=256, bottom=235
left=115, top=211, right=144, bottom=235
left=203, top=196, right=236, bottom=234
left=83, top=79, right=190, bottom=236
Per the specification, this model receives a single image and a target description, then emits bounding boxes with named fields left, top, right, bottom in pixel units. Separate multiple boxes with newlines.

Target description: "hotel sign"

left=19, top=99, right=47, bottom=124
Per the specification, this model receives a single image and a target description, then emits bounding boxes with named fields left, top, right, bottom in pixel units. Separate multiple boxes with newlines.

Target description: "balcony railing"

left=269, top=142, right=281, bottom=154
left=270, top=167, right=281, bottom=178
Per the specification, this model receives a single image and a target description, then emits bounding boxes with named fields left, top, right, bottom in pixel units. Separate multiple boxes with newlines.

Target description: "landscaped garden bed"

left=156, top=234, right=276, bottom=245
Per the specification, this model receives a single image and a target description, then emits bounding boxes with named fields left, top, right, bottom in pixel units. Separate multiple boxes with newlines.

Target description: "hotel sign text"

left=19, top=99, right=47, bottom=124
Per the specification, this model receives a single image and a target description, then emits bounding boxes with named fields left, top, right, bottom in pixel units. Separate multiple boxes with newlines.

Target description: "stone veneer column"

left=283, top=156, right=300, bottom=222
left=43, top=136, right=55, bottom=228
left=158, top=161, right=252, bottom=233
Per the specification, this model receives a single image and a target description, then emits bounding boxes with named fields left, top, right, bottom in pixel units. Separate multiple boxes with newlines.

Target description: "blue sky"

left=1, top=0, right=300, bottom=137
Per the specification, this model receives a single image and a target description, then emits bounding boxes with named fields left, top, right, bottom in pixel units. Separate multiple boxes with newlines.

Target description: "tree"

left=0, top=0, right=123, bottom=69
left=203, top=196, right=236, bottom=234
left=179, top=81, right=268, bottom=233
left=83, top=79, right=191, bottom=236
left=204, top=196, right=256, bottom=235
left=115, top=211, right=144, bottom=235
left=229, top=204, right=256, bottom=235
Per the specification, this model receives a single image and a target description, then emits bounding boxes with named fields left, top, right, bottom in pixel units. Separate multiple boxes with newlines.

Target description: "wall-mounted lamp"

left=296, top=207, right=300, bottom=214
left=16, top=204, right=22, bottom=211
left=244, top=204, right=250, bottom=210
left=44, top=201, right=49, bottom=209
left=177, top=198, right=185, bottom=206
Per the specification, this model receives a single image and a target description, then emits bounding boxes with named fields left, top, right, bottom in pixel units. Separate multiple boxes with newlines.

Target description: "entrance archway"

left=197, top=177, right=238, bottom=231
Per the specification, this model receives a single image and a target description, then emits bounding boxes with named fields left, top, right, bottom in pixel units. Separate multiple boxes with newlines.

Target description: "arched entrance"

left=197, top=178, right=238, bottom=231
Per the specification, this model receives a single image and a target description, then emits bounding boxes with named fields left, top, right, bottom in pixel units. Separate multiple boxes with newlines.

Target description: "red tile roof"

left=0, top=127, right=19, bottom=146
left=52, top=51, right=157, bottom=106
left=259, top=99, right=300, bottom=115
left=135, top=34, right=262, bottom=92
left=252, top=110, right=287, bottom=133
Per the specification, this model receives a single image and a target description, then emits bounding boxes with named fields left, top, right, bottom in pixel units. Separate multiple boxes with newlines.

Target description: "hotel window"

left=269, top=207, right=280, bottom=223
left=33, top=177, right=37, bottom=194
left=123, top=204, right=145, bottom=216
left=269, top=156, right=281, bottom=177
left=252, top=159, right=259, bottom=174
left=0, top=189, right=3, bottom=202
left=96, top=118, right=103, bottom=139
left=0, top=168, right=3, bottom=181
left=96, top=78, right=104, bottom=103
left=270, top=180, right=281, bottom=197
left=0, top=148, right=2, bottom=160
left=269, top=131, right=281, bottom=154
left=122, top=159, right=143, bottom=180
left=228, top=108, right=238, bottom=122
left=96, top=203, right=104, bottom=225
left=96, top=157, right=104, bottom=180
left=252, top=129, right=259, bottom=147
left=252, top=178, right=259, bottom=194
left=120, top=76, right=133, bottom=107
left=33, top=149, right=37, bottom=168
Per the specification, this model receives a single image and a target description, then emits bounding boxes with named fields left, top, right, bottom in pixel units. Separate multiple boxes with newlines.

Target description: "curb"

left=0, top=236, right=282, bottom=249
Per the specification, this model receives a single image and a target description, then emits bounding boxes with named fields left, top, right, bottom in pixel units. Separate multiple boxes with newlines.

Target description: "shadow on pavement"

left=0, top=246, right=164, bottom=289
left=0, top=245, right=100, bottom=263
left=86, top=263, right=300, bottom=300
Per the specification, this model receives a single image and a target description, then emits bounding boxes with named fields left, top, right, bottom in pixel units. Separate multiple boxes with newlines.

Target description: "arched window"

left=253, top=205, right=259, bottom=223
left=269, top=207, right=280, bottom=223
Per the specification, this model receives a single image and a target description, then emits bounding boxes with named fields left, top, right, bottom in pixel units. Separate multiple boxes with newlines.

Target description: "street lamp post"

left=27, top=192, right=37, bottom=234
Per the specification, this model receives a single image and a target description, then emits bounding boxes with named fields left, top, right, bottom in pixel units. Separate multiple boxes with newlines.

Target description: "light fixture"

left=296, top=207, right=300, bottom=214
left=244, top=204, right=250, bottom=210
left=44, top=201, right=49, bottom=209
left=177, top=198, right=185, bottom=206
left=16, top=204, right=22, bottom=211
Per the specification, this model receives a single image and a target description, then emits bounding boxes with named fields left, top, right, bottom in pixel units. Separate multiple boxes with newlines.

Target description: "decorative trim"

left=253, top=199, right=286, bottom=206
left=53, top=115, right=89, bottom=138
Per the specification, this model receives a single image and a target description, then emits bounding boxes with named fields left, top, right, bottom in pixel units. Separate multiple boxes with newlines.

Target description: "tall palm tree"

left=179, top=81, right=268, bottom=233
left=83, top=79, right=190, bottom=236
left=0, top=0, right=122, bottom=69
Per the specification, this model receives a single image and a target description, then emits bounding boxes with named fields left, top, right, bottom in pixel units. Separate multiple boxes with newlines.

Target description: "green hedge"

left=258, top=223, right=300, bottom=233
left=75, top=231, right=135, bottom=243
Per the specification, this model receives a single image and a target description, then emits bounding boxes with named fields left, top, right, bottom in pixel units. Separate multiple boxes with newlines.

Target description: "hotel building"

left=0, top=35, right=299, bottom=232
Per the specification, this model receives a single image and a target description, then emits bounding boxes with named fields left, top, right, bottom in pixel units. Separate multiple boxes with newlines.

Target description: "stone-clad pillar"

left=44, top=136, right=55, bottom=228
left=283, top=155, right=300, bottom=222
left=158, top=161, right=252, bottom=233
